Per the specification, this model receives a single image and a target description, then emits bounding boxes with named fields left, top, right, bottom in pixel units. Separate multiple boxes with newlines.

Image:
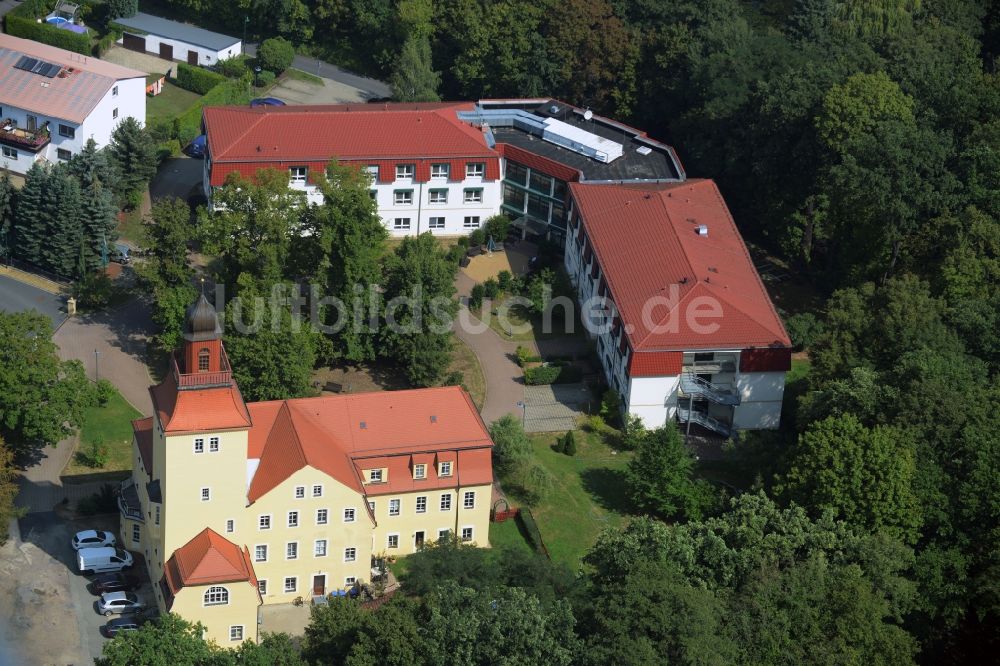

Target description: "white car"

left=97, top=591, right=145, bottom=617
left=72, top=530, right=116, bottom=551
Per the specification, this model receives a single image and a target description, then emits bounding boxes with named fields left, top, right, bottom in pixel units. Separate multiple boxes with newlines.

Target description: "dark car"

left=90, top=572, right=131, bottom=596
left=183, top=134, right=206, bottom=158
left=101, top=615, right=147, bottom=638
left=250, top=97, right=286, bottom=107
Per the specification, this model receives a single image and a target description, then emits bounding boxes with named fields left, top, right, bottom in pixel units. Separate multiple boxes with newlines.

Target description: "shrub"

left=216, top=55, right=249, bottom=78
left=94, top=379, right=116, bottom=407
left=175, top=62, right=226, bottom=94
left=456, top=237, right=469, bottom=249
left=524, top=364, right=582, bottom=385
left=5, top=14, right=90, bottom=55
left=785, top=312, right=825, bottom=351
left=489, top=414, right=532, bottom=477
left=484, top=214, right=511, bottom=241
left=482, top=277, right=499, bottom=299
left=515, top=345, right=542, bottom=367
left=497, top=269, right=513, bottom=291
left=468, top=228, right=486, bottom=246
left=446, top=244, right=465, bottom=265
left=80, top=439, right=110, bottom=468
left=96, top=33, right=118, bottom=57
left=469, top=284, right=485, bottom=309
left=581, top=413, right=606, bottom=434
left=106, top=0, right=138, bottom=20
left=256, top=70, right=276, bottom=88
left=599, top=389, right=622, bottom=425
left=560, top=431, right=577, bottom=456
left=121, top=189, right=143, bottom=212
left=520, top=464, right=554, bottom=505
left=443, top=370, right=464, bottom=386
left=257, top=37, right=295, bottom=74
left=507, top=275, right=524, bottom=296
left=517, top=508, right=547, bottom=553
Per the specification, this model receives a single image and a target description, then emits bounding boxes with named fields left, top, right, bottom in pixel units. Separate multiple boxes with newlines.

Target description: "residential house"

left=0, top=33, right=145, bottom=175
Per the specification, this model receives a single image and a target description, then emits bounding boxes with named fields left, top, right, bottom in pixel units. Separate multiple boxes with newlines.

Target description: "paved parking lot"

left=267, top=75, right=369, bottom=105
left=0, top=512, right=152, bottom=664
left=523, top=383, right=595, bottom=432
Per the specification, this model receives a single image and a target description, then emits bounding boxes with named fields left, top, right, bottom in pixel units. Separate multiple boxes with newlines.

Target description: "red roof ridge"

left=167, top=527, right=255, bottom=590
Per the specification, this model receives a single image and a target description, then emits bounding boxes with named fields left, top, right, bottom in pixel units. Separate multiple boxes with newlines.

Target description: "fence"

left=492, top=507, right=520, bottom=523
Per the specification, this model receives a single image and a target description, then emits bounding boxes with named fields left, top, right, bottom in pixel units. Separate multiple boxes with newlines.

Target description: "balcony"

left=172, top=348, right=233, bottom=390
left=678, top=373, right=741, bottom=406
left=118, top=479, right=144, bottom=522
left=0, top=119, right=50, bottom=153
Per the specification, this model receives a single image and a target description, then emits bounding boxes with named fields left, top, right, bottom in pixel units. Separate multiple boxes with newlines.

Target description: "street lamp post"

left=94, top=349, right=101, bottom=382
left=254, top=65, right=261, bottom=89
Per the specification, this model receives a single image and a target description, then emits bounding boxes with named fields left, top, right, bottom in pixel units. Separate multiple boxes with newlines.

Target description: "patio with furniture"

left=0, top=119, right=50, bottom=151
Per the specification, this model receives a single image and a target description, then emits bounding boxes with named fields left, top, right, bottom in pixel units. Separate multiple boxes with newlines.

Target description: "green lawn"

left=147, top=81, right=202, bottom=126
left=488, top=518, right=535, bottom=554
left=63, top=389, right=142, bottom=478
left=503, top=430, right=633, bottom=568
left=116, top=208, right=147, bottom=247
left=447, top=337, right=487, bottom=410
left=484, top=300, right=582, bottom=344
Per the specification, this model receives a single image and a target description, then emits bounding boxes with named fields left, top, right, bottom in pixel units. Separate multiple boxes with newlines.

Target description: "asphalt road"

left=0, top=274, right=67, bottom=328
left=244, top=43, right=392, bottom=99
left=0, top=0, right=19, bottom=20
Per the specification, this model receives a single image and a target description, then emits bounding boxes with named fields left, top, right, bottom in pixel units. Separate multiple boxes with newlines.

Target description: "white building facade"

left=0, top=33, right=145, bottom=175
left=115, top=12, right=241, bottom=66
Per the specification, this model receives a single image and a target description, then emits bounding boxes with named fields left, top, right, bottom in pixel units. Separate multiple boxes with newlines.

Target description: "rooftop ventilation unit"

left=636, top=146, right=652, bottom=156
left=696, top=225, right=709, bottom=236
left=541, top=117, right=623, bottom=163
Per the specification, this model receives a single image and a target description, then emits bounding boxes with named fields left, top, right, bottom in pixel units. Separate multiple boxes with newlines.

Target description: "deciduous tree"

left=625, top=423, right=716, bottom=521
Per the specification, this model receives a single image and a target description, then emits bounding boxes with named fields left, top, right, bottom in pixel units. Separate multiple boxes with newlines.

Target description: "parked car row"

left=72, top=530, right=152, bottom=637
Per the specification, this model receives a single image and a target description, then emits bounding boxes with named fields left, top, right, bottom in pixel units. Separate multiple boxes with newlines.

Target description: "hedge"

left=174, top=79, right=251, bottom=142
left=516, top=508, right=550, bottom=558
left=176, top=62, right=226, bottom=95
left=524, top=363, right=583, bottom=385
left=5, top=15, right=91, bottom=55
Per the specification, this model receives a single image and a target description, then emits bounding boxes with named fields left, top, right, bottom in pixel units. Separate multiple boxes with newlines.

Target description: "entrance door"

left=312, top=575, right=325, bottom=596
left=187, top=50, right=198, bottom=65
left=414, top=531, right=425, bottom=549
left=159, top=43, right=173, bottom=61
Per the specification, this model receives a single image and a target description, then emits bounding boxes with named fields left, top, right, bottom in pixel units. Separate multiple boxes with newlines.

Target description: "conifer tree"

left=108, top=117, right=156, bottom=198
left=0, top=173, right=13, bottom=263
left=69, top=138, right=116, bottom=191
left=13, top=163, right=49, bottom=267
left=80, top=182, right=118, bottom=272
left=44, top=170, right=83, bottom=277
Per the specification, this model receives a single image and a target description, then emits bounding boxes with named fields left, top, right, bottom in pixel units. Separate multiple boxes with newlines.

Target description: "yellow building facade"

left=118, top=296, right=495, bottom=646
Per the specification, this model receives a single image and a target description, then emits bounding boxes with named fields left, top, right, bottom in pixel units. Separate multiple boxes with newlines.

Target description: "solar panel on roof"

left=13, top=56, right=39, bottom=72
left=13, top=57, right=62, bottom=78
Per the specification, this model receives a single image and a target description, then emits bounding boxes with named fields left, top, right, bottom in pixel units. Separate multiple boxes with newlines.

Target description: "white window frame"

left=463, top=216, right=481, bottom=229
left=416, top=496, right=427, bottom=513
left=287, top=511, right=299, bottom=528
left=225, top=519, right=234, bottom=533
left=440, top=494, right=452, bottom=511
left=344, top=547, right=357, bottom=562
left=389, top=498, right=401, bottom=516
left=464, top=491, right=475, bottom=509
left=365, top=165, right=379, bottom=182
left=258, top=514, right=272, bottom=530
left=393, top=218, right=411, bottom=230
left=257, top=579, right=267, bottom=595
left=439, top=461, right=453, bottom=477
left=131, top=524, right=140, bottom=543
left=437, top=528, right=451, bottom=541
left=429, top=189, right=448, bottom=204
left=466, top=162, right=485, bottom=178
left=193, top=438, right=205, bottom=454
left=387, top=533, right=399, bottom=549
left=289, top=166, right=307, bottom=184
left=394, top=190, right=413, bottom=206
left=314, top=539, right=327, bottom=557
left=317, top=508, right=329, bottom=525
left=368, top=500, right=376, bottom=512
left=254, top=544, right=268, bottom=562
left=369, top=469, right=383, bottom=483
left=294, top=486, right=305, bottom=499
left=343, top=508, right=355, bottom=523
left=312, top=484, right=323, bottom=497
left=200, top=487, right=210, bottom=502
left=414, top=464, right=426, bottom=479
left=428, top=217, right=445, bottom=229
left=204, top=586, right=229, bottom=606
left=461, top=526, right=474, bottom=542
left=154, top=505, right=160, bottom=525
left=286, top=541, right=298, bottom=560
left=430, top=163, right=449, bottom=179
left=209, top=437, right=219, bottom=452
left=229, top=624, right=243, bottom=641
left=464, top=189, right=483, bottom=204
left=395, top=163, right=414, bottom=179
left=0, top=146, right=16, bottom=160
left=345, top=576, right=356, bottom=586
left=284, top=577, right=297, bottom=593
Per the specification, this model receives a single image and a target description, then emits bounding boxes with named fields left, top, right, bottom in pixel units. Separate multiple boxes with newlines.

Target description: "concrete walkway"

left=453, top=272, right=524, bottom=425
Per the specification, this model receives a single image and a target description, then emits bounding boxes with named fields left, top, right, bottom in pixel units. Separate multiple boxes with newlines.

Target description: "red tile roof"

left=571, top=179, right=791, bottom=352
left=247, top=387, right=493, bottom=502
left=132, top=417, right=154, bottom=475
left=0, top=34, right=146, bottom=124
left=163, top=528, right=257, bottom=598
left=149, top=371, right=252, bottom=434
left=628, top=352, right=683, bottom=377
left=359, top=446, right=493, bottom=496
left=203, top=103, right=495, bottom=165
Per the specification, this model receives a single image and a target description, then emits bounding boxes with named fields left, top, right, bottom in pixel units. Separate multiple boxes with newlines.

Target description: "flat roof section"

left=477, top=99, right=683, bottom=183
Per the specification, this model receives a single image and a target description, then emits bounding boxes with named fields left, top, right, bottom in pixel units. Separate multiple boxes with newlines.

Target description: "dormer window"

left=198, top=348, right=210, bottom=372
left=430, top=163, right=449, bottom=179
left=439, top=461, right=452, bottom=477
left=369, top=469, right=383, bottom=483
left=414, top=464, right=426, bottom=479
